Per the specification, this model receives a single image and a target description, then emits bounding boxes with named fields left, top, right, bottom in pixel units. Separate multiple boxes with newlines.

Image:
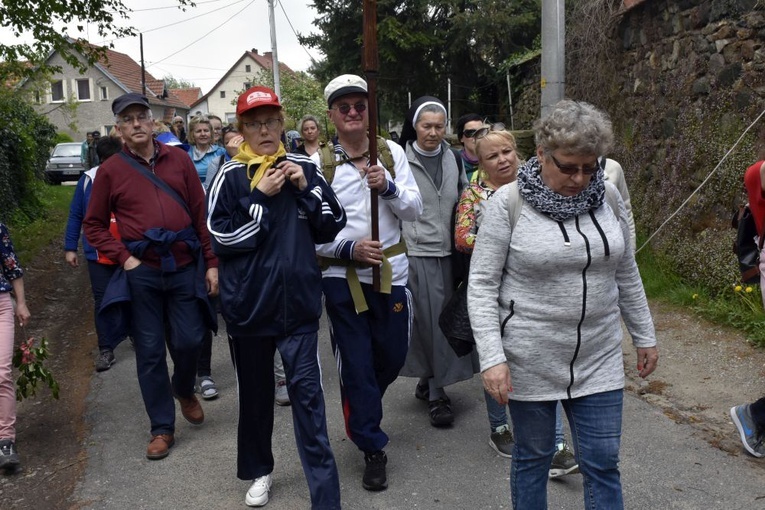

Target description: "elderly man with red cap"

left=206, top=86, right=346, bottom=508
left=84, top=92, right=219, bottom=461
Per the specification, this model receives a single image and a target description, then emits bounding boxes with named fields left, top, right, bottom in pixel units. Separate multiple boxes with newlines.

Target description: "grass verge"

left=7, top=183, right=75, bottom=263
left=637, top=243, right=765, bottom=346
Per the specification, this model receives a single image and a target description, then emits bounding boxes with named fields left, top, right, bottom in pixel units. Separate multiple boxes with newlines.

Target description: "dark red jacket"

left=83, top=141, right=218, bottom=270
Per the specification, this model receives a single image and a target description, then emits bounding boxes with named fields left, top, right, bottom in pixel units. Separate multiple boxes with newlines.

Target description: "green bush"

left=54, top=132, right=74, bottom=143
left=0, top=90, right=57, bottom=224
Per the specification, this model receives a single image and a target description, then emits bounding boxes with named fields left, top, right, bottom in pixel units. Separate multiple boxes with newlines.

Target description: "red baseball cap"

left=236, top=86, right=281, bottom=116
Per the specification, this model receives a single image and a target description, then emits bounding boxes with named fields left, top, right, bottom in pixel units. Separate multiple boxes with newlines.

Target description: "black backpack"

left=732, top=204, right=764, bottom=284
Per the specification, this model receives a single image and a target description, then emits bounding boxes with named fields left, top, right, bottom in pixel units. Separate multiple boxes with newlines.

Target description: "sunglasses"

left=472, top=122, right=506, bottom=140
left=332, top=102, right=367, bottom=115
left=549, top=154, right=600, bottom=175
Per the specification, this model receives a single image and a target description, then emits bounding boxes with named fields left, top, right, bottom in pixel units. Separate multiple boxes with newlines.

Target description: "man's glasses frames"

left=332, top=102, right=367, bottom=115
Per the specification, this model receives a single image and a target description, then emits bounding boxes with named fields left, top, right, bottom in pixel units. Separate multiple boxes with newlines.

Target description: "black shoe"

left=0, top=439, right=20, bottom=472
left=429, top=397, right=454, bottom=427
left=95, top=349, right=116, bottom=372
left=362, top=450, right=388, bottom=491
left=414, top=382, right=429, bottom=401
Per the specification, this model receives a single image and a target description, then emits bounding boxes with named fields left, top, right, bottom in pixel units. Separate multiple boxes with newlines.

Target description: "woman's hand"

left=279, top=161, right=307, bottom=191
left=255, top=166, right=286, bottom=196
left=636, top=346, right=658, bottom=378
left=15, top=302, right=30, bottom=328
left=481, top=362, right=513, bottom=405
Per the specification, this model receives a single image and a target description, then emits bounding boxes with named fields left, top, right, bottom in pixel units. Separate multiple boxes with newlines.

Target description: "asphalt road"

left=74, top=316, right=765, bottom=509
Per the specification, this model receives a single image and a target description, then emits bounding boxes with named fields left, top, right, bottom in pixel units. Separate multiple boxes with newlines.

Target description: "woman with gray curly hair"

left=468, top=100, right=658, bottom=509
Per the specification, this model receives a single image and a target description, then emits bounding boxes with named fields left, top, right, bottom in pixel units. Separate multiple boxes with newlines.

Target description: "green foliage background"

left=0, top=90, right=57, bottom=225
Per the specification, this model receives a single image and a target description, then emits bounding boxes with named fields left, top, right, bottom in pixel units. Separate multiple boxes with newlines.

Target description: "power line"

left=148, top=0, right=256, bottom=66
left=276, top=0, right=318, bottom=66
left=132, top=0, right=230, bottom=12
left=142, top=0, right=249, bottom=33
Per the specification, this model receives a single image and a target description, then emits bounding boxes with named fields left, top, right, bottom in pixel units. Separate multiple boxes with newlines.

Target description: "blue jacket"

left=64, top=168, right=117, bottom=263
left=188, top=145, right=227, bottom=184
left=98, top=226, right=218, bottom=348
left=207, top=153, right=346, bottom=337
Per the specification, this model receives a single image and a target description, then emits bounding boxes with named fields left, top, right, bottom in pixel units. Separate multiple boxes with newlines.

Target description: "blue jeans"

left=555, top=402, right=565, bottom=446
left=508, top=389, right=624, bottom=510
left=485, top=389, right=509, bottom=430
left=127, top=264, right=205, bottom=435
left=87, top=260, right=119, bottom=351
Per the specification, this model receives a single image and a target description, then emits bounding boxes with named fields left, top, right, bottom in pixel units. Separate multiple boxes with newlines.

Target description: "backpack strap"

left=117, top=152, right=192, bottom=220
left=604, top=184, right=620, bottom=218
left=506, top=181, right=523, bottom=231
left=319, top=136, right=396, bottom=186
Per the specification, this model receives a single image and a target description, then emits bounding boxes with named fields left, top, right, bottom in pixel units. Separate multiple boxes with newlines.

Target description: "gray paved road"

left=75, top=317, right=765, bottom=509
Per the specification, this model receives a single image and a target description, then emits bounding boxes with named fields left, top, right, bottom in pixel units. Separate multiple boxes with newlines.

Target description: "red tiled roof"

left=246, top=50, right=295, bottom=78
left=92, top=45, right=189, bottom=111
left=169, top=88, right=202, bottom=108
left=190, top=49, right=295, bottom=109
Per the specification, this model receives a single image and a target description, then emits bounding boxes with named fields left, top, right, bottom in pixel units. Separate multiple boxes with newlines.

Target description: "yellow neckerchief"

left=232, top=141, right=288, bottom=191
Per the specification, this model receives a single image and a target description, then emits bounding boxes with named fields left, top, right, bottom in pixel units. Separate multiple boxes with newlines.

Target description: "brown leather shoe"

left=146, top=434, right=174, bottom=460
left=176, top=394, right=204, bottom=425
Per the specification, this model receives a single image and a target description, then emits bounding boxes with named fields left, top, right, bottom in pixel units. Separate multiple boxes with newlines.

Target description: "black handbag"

left=439, top=280, right=474, bottom=357
left=732, top=204, right=764, bottom=284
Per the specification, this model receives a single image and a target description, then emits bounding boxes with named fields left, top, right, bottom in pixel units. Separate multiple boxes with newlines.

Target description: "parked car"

left=44, top=142, right=86, bottom=184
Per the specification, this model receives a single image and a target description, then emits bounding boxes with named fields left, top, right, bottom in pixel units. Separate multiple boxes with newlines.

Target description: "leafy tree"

left=242, top=71, right=328, bottom=134
left=163, top=75, right=197, bottom=89
left=0, top=89, right=57, bottom=224
left=300, top=0, right=540, bottom=125
left=0, top=0, right=194, bottom=83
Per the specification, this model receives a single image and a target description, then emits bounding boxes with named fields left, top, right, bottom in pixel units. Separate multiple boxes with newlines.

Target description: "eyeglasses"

left=473, top=122, right=506, bottom=140
left=221, top=124, right=238, bottom=135
left=549, top=154, right=600, bottom=175
left=242, top=118, right=283, bottom=131
left=118, top=113, right=152, bottom=124
left=331, top=102, right=367, bottom=115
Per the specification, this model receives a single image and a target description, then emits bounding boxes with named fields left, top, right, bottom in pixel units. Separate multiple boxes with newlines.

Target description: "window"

left=225, top=113, right=236, bottom=124
left=51, top=80, right=64, bottom=102
left=100, top=86, right=109, bottom=100
left=243, top=82, right=251, bottom=90
left=76, top=79, right=91, bottom=100
left=245, top=64, right=251, bottom=72
left=220, top=91, right=226, bottom=99
left=34, top=91, right=41, bottom=104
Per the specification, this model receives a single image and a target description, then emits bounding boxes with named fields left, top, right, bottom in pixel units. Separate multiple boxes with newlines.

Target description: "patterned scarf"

left=516, top=156, right=605, bottom=222
left=232, top=141, right=288, bottom=191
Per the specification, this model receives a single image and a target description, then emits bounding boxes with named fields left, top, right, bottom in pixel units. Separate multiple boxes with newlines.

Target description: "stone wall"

left=513, top=0, right=765, bottom=292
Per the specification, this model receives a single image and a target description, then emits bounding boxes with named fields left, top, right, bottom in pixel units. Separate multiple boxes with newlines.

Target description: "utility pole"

left=268, top=0, right=281, bottom=98
left=540, top=0, right=565, bottom=117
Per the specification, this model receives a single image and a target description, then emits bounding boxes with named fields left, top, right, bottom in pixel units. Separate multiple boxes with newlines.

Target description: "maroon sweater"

left=83, top=141, right=218, bottom=270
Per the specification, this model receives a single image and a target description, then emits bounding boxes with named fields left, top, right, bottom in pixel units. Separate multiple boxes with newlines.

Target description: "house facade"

left=19, top=44, right=191, bottom=141
left=190, top=49, right=293, bottom=124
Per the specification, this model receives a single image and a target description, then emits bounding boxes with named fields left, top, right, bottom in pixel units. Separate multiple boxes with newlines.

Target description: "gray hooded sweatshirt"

left=467, top=182, right=657, bottom=401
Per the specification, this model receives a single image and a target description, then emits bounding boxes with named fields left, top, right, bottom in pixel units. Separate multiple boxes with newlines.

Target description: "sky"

left=3, top=0, right=322, bottom=94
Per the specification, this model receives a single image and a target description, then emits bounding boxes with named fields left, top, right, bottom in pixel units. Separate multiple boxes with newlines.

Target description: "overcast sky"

left=4, top=0, right=322, bottom=94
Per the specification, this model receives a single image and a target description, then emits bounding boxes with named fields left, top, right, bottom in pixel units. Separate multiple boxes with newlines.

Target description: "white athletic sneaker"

left=245, top=474, right=272, bottom=507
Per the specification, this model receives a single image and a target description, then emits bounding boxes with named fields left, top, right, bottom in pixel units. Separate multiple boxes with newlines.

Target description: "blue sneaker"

left=730, top=404, right=765, bottom=458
